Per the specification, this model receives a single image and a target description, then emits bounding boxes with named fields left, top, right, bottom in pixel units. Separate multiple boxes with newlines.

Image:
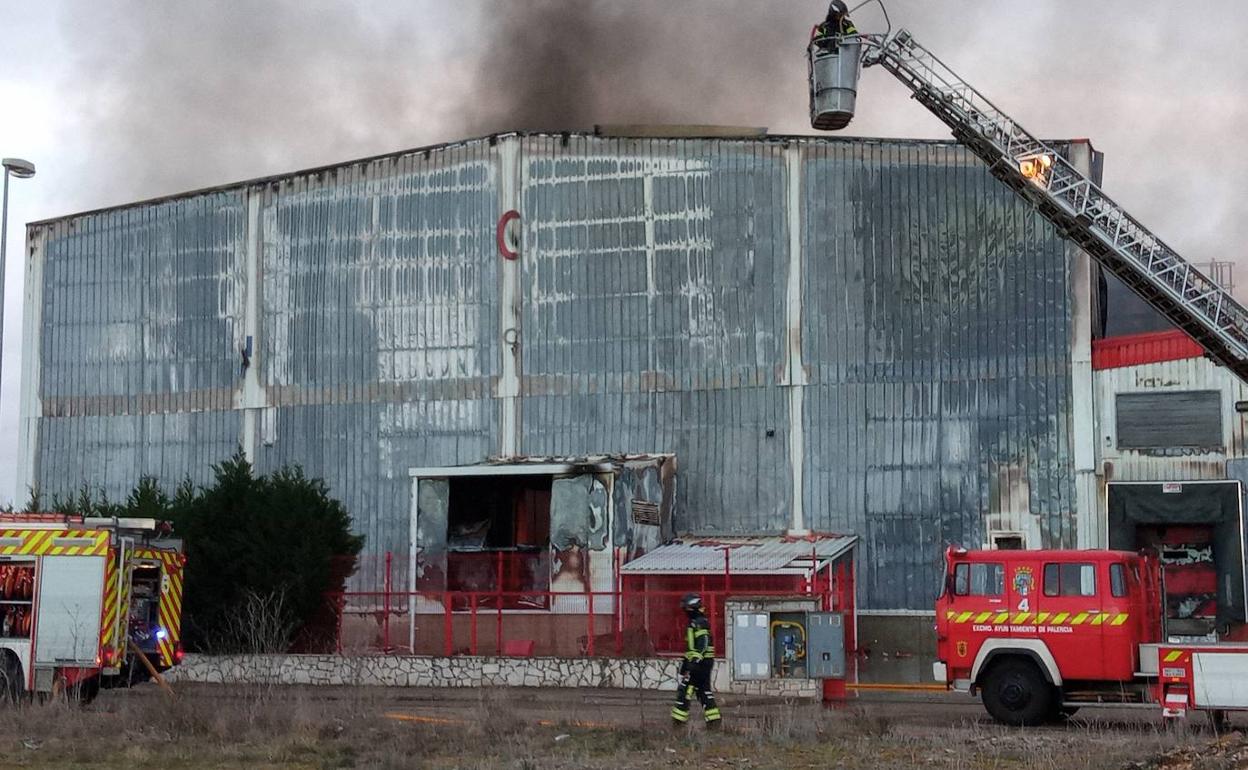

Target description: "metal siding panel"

left=254, top=144, right=501, bottom=593
left=800, top=140, right=1075, bottom=609
left=519, top=136, right=790, bottom=533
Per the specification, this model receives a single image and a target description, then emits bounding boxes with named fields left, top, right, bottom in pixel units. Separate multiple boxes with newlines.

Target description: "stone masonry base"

left=167, top=654, right=819, bottom=699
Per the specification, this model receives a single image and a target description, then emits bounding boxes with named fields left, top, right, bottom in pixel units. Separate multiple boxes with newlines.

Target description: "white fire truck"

left=0, top=514, right=186, bottom=703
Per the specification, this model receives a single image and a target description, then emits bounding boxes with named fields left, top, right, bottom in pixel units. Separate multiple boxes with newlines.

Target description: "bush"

left=37, top=450, right=364, bottom=653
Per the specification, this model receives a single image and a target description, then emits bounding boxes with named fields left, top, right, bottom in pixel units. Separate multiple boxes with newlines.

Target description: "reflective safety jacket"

left=684, top=614, right=715, bottom=662
left=814, top=17, right=857, bottom=40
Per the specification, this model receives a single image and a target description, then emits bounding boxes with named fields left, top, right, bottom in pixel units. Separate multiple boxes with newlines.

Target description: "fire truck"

left=934, top=547, right=1248, bottom=725
left=0, top=514, right=186, bottom=703
left=806, top=8, right=1248, bottom=728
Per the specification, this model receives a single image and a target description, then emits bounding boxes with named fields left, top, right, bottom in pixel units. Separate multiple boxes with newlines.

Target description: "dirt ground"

left=0, top=684, right=1237, bottom=769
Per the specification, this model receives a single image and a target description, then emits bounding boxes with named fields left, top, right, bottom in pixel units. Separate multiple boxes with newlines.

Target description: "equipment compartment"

left=0, top=562, right=36, bottom=639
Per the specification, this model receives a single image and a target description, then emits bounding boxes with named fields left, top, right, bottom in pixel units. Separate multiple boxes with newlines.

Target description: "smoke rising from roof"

left=458, top=0, right=806, bottom=133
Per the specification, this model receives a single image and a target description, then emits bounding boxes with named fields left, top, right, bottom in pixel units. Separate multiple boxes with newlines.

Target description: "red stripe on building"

left=1092, top=330, right=1206, bottom=370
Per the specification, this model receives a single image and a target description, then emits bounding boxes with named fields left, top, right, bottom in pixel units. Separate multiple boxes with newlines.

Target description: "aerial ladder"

left=809, top=24, right=1248, bottom=381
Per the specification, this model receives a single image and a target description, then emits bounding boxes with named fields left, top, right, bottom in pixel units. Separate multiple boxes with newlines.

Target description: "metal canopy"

left=620, top=534, right=857, bottom=576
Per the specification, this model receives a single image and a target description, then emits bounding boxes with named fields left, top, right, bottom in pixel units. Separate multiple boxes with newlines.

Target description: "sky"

left=1, top=0, right=1245, bottom=505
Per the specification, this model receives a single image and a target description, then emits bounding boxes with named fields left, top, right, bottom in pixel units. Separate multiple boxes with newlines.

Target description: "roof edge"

left=27, top=131, right=1092, bottom=228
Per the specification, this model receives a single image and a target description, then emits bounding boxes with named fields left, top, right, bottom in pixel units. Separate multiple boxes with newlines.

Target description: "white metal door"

left=1192, top=652, right=1248, bottom=709
left=35, top=556, right=105, bottom=665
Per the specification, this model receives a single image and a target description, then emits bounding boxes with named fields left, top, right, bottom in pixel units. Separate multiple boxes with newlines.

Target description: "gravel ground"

left=0, top=683, right=1228, bottom=769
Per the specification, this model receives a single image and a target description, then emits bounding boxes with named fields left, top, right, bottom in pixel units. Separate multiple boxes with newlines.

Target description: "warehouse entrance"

left=1107, top=481, right=1246, bottom=637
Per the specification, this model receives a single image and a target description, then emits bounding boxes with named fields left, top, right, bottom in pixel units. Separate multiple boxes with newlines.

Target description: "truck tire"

left=980, top=658, right=1057, bottom=727
left=0, top=653, right=23, bottom=703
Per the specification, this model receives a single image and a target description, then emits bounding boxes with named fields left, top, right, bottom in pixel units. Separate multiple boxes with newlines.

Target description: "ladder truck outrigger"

left=0, top=513, right=186, bottom=703
left=808, top=8, right=1248, bottom=725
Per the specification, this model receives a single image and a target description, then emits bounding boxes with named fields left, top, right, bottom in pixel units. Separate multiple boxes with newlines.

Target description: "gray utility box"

left=732, top=609, right=845, bottom=681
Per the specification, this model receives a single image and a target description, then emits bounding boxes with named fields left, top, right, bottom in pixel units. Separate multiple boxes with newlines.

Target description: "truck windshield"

left=954, top=562, right=1004, bottom=596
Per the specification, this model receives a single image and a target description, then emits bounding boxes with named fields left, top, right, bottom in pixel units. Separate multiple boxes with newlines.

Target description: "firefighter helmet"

left=681, top=593, right=704, bottom=613
left=827, top=0, right=849, bottom=19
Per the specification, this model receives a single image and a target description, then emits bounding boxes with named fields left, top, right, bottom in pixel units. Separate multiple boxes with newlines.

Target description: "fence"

left=327, top=551, right=855, bottom=660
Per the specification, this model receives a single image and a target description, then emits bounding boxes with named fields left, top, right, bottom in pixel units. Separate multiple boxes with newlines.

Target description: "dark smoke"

left=459, top=0, right=809, bottom=134
left=45, top=0, right=1248, bottom=269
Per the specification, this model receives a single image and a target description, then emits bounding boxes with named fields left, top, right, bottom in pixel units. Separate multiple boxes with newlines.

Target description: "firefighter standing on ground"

left=672, top=593, right=722, bottom=728
left=814, top=0, right=857, bottom=49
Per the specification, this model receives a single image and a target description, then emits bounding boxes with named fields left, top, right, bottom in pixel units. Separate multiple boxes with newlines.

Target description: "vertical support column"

left=497, top=137, right=523, bottom=458
left=1066, top=142, right=1100, bottom=548
left=239, top=189, right=267, bottom=462
left=783, top=144, right=809, bottom=535
left=16, top=227, right=46, bottom=501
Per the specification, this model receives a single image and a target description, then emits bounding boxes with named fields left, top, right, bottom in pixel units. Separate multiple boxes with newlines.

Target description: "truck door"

left=35, top=555, right=106, bottom=665
left=1100, top=560, right=1136, bottom=680
left=1038, top=559, right=1106, bottom=681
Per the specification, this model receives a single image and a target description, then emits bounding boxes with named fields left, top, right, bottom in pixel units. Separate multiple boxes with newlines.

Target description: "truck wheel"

left=0, top=653, right=23, bottom=703
left=980, top=659, right=1056, bottom=727
left=54, top=675, right=101, bottom=706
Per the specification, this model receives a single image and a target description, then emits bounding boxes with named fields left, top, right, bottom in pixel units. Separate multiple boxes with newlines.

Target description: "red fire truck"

left=935, top=546, right=1248, bottom=725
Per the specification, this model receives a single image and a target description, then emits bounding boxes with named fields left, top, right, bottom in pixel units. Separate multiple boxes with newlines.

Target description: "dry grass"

left=0, top=685, right=1218, bottom=769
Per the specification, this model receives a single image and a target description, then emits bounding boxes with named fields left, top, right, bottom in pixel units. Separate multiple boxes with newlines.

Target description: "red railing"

left=331, top=550, right=856, bottom=659
left=327, top=587, right=844, bottom=658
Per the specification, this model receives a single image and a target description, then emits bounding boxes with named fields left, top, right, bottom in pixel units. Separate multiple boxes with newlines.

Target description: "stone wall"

left=167, top=654, right=820, bottom=699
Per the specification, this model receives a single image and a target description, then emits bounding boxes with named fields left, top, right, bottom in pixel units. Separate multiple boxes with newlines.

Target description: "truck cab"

left=935, top=546, right=1162, bottom=725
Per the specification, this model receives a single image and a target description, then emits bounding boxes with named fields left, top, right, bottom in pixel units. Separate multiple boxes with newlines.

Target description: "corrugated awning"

left=620, top=534, right=857, bottom=576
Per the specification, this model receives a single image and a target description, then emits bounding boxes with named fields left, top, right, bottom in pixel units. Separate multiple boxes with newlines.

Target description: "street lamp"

left=1, top=157, right=37, bottom=440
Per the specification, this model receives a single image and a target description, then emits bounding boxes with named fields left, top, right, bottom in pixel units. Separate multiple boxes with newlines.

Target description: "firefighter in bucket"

left=672, top=593, right=722, bottom=728
left=813, top=0, right=858, bottom=51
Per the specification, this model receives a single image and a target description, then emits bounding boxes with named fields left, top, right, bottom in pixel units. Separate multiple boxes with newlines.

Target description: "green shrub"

left=36, top=450, right=364, bottom=653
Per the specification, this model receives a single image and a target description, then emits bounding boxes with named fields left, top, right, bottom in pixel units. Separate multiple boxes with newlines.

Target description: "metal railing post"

left=586, top=590, right=595, bottom=657
left=383, top=551, right=392, bottom=652
left=443, top=593, right=453, bottom=657
left=470, top=593, right=478, bottom=655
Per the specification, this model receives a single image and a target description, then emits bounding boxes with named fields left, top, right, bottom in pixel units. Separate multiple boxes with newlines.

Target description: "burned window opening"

left=446, top=475, right=553, bottom=608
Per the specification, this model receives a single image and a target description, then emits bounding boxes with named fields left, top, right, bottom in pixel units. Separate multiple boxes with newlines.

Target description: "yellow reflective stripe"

left=693, top=629, right=710, bottom=638
left=946, top=610, right=1129, bottom=627
left=1164, top=650, right=1184, bottom=663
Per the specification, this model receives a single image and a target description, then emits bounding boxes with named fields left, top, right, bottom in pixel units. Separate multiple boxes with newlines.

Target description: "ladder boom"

left=859, top=30, right=1248, bottom=380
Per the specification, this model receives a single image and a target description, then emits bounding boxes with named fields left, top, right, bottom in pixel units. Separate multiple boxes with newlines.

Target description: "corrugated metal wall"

left=24, top=133, right=1079, bottom=609
left=518, top=136, right=792, bottom=529
left=252, top=144, right=502, bottom=590
left=33, top=193, right=247, bottom=495
left=800, top=141, right=1075, bottom=608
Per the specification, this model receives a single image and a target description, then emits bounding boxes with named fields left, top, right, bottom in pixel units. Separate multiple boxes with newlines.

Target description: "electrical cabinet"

left=729, top=607, right=846, bottom=681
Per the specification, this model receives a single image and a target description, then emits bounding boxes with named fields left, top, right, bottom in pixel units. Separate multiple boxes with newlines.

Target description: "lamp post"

left=1, top=158, right=36, bottom=481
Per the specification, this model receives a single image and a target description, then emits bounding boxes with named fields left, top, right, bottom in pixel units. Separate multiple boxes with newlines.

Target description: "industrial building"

left=18, top=128, right=1147, bottom=646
